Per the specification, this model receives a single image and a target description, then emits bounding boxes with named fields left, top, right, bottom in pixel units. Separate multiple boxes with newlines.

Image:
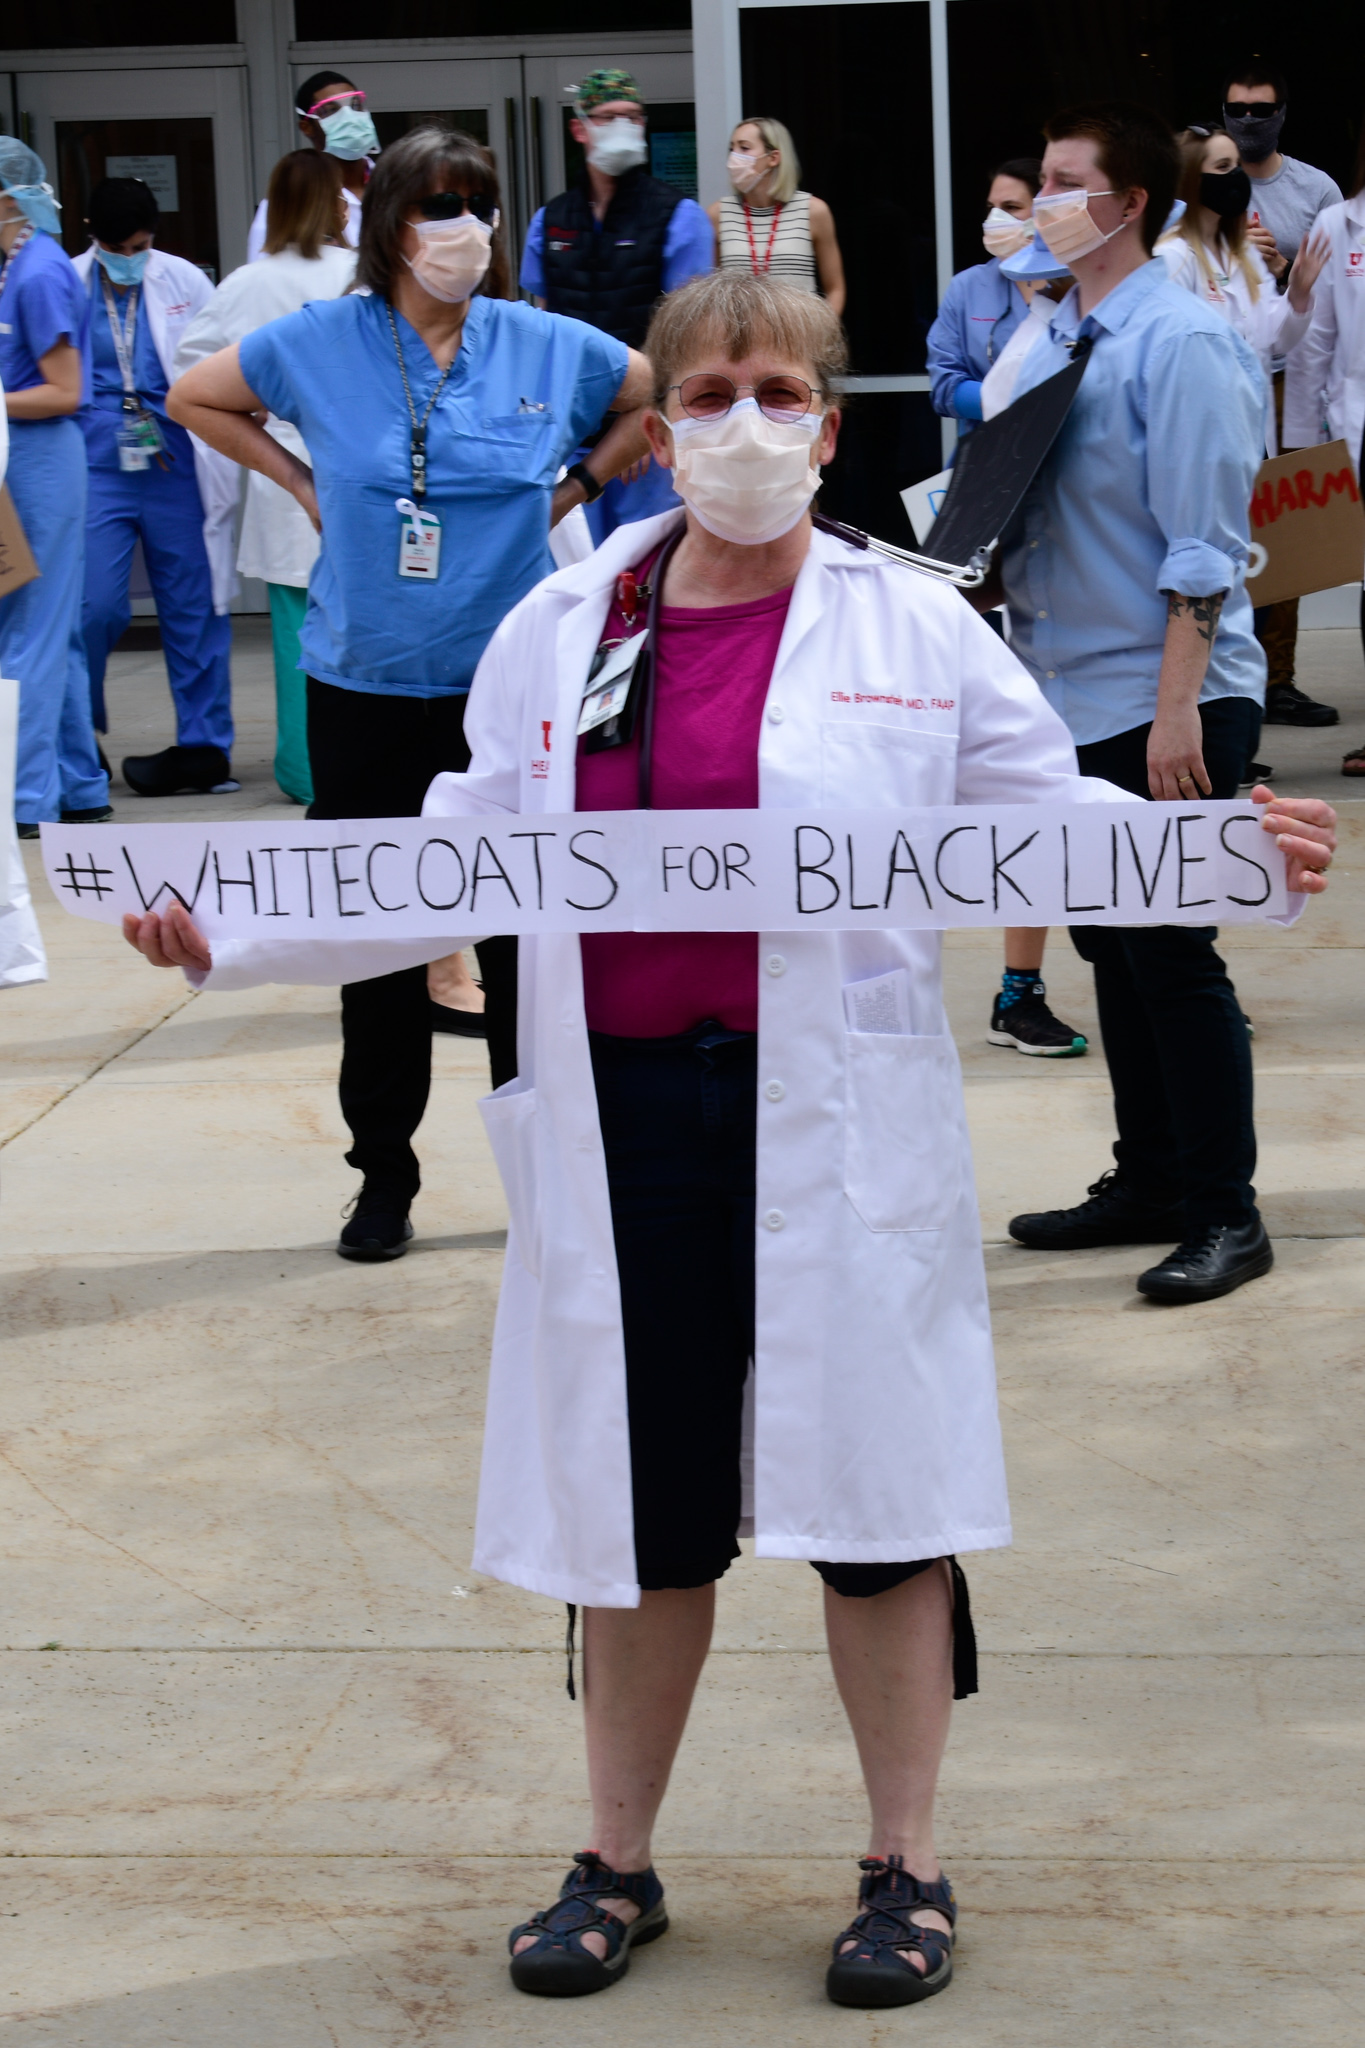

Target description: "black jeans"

left=1072, top=695, right=1260, bottom=1232
left=307, top=678, right=517, bottom=1200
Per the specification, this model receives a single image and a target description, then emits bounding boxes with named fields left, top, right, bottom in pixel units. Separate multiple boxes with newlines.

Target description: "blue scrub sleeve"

left=564, top=326, right=631, bottom=447
left=1144, top=327, right=1262, bottom=597
left=519, top=208, right=547, bottom=296
left=238, top=314, right=305, bottom=427
left=13, top=253, right=87, bottom=387
left=926, top=275, right=973, bottom=419
left=661, top=199, right=715, bottom=291
left=954, top=380, right=984, bottom=422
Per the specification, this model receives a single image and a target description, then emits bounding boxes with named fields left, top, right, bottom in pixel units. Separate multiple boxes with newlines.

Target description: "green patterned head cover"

left=575, top=69, right=644, bottom=113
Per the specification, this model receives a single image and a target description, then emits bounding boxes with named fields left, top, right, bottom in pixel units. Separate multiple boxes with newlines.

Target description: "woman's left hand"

left=1286, top=230, right=1330, bottom=315
left=1251, top=784, right=1336, bottom=893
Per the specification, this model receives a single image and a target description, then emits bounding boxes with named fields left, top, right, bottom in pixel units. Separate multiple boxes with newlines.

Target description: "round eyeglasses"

left=671, top=373, right=817, bottom=422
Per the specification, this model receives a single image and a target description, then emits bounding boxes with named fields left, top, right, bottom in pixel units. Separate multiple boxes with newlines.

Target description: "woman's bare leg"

left=514, top=1585, right=715, bottom=1959
left=824, top=1564, right=956, bottom=1969
left=1004, top=927, right=1048, bottom=972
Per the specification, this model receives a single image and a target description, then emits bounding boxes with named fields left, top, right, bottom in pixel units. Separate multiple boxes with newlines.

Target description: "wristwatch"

left=565, top=460, right=604, bottom=503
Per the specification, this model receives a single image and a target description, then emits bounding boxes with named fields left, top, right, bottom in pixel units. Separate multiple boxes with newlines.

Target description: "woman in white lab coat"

left=124, top=273, right=1337, bottom=2007
left=175, top=151, right=356, bottom=803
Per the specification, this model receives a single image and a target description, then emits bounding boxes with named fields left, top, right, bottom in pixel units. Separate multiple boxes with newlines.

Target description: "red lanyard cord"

left=742, top=199, right=783, bottom=276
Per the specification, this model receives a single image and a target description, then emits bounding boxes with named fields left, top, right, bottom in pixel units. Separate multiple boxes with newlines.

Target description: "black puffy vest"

left=540, top=168, right=684, bottom=348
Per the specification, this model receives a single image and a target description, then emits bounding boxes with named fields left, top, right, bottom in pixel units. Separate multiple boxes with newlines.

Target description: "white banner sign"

left=41, top=800, right=1288, bottom=940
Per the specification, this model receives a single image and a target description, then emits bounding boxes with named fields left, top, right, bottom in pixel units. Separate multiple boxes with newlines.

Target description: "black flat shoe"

left=15, top=821, right=40, bottom=840
left=827, top=1856, right=956, bottom=2009
left=1010, top=1167, right=1184, bottom=1250
left=1263, top=683, right=1339, bottom=728
left=122, top=745, right=238, bottom=796
left=1137, top=1220, right=1273, bottom=1305
left=430, top=998, right=488, bottom=1038
left=338, top=1184, right=414, bottom=1263
left=60, top=805, right=114, bottom=824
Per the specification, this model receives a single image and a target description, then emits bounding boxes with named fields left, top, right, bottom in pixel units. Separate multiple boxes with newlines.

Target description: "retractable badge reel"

left=396, top=496, right=442, bottom=579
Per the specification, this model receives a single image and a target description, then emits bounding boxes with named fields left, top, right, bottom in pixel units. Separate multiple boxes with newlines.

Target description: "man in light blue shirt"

left=999, top=102, right=1279, bottom=1307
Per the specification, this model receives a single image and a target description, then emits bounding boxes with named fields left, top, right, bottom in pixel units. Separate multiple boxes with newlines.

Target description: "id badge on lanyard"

left=578, top=630, right=647, bottom=737
left=117, top=406, right=165, bottom=473
left=396, top=495, right=442, bottom=579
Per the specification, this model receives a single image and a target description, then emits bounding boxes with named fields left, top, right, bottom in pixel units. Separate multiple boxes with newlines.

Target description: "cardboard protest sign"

left=42, top=800, right=1289, bottom=944
left=0, top=487, right=39, bottom=601
left=1245, top=441, right=1364, bottom=607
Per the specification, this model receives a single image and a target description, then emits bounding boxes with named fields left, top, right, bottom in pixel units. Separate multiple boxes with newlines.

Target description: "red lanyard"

left=743, top=200, right=783, bottom=276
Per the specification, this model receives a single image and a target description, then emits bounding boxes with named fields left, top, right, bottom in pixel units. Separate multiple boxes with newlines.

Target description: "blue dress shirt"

left=926, top=258, right=1029, bottom=425
left=1000, top=260, right=1268, bottom=747
left=520, top=196, right=714, bottom=297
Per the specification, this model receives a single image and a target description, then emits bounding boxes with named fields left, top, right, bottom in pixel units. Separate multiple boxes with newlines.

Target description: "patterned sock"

left=998, top=968, right=1042, bottom=1012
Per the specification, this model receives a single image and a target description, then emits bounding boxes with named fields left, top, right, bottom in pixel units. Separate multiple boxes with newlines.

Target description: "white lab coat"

left=1157, top=234, right=1310, bottom=456
left=1282, top=195, right=1365, bottom=477
left=191, top=511, right=1128, bottom=1607
left=74, top=246, right=241, bottom=611
left=173, top=245, right=357, bottom=589
left=247, top=182, right=363, bottom=263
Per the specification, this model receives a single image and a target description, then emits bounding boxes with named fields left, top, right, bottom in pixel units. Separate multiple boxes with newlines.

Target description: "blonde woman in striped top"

left=709, top=116, right=846, bottom=315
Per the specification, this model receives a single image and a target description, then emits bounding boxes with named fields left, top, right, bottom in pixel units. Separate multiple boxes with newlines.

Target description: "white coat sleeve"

left=949, top=600, right=1129, bottom=807
left=246, top=199, right=268, bottom=264
left=1283, top=223, right=1336, bottom=448
left=173, top=291, right=237, bottom=378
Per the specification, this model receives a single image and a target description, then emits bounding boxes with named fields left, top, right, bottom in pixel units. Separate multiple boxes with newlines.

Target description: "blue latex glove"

left=953, top=380, right=984, bottom=422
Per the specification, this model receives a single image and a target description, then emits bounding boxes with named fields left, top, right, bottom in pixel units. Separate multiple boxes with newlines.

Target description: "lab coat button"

left=765, top=953, right=787, bottom=976
left=765, top=1079, right=785, bottom=1101
left=767, top=704, right=785, bottom=724
left=763, top=1208, right=786, bottom=1230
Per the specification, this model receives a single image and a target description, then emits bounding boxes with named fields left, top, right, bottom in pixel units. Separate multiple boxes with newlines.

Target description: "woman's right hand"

left=122, top=903, right=212, bottom=973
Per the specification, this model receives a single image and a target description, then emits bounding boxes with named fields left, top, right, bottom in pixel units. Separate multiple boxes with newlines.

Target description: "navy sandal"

left=508, top=1850, right=668, bottom=1997
left=826, top=1855, right=957, bottom=2008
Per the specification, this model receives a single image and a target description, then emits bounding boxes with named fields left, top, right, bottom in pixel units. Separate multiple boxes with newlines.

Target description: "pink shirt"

left=576, top=570, right=794, bottom=1037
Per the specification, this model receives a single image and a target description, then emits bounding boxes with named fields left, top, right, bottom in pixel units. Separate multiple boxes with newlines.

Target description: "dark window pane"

left=296, top=0, right=687, bottom=34
left=372, top=109, right=490, bottom=150
left=819, top=392, right=941, bottom=546
left=741, top=3, right=935, bottom=375
left=57, top=117, right=219, bottom=279
left=2, top=0, right=234, bottom=45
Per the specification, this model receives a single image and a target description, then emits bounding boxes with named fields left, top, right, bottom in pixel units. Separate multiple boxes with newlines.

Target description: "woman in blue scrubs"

left=0, top=141, right=108, bottom=835
left=169, top=126, right=653, bottom=1260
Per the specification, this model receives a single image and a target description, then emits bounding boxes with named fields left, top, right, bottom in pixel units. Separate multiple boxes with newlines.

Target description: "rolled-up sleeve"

left=1144, top=328, right=1264, bottom=595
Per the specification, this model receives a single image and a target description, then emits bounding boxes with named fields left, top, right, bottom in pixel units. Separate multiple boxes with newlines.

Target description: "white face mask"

left=1032, top=187, right=1127, bottom=262
left=404, top=212, right=496, bottom=304
left=727, top=148, right=769, bottom=195
left=586, top=117, right=648, bottom=177
left=981, top=204, right=1033, bottom=259
left=668, top=397, right=823, bottom=545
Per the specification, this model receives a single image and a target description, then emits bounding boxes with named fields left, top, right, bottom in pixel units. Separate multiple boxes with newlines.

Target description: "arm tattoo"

left=1164, top=591, right=1225, bottom=644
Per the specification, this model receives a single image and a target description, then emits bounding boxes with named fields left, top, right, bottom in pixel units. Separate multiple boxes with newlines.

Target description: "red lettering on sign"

left=1250, top=466, right=1360, bottom=528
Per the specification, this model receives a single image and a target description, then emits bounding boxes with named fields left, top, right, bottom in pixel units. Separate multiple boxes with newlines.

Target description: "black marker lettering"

left=883, top=830, right=932, bottom=910
left=1175, top=814, right=1214, bottom=908
left=991, top=825, right=1038, bottom=910
left=1111, top=823, right=1119, bottom=909
left=471, top=836, right=521, bottom=912
left=688, top=845, right=720, bottom=891
left=1124, top=818, right=1172, bottom=909
left=1062, top=824, right=1104, bottom=913
left=567, top=828, right=619, bottom=910
left=416, top=838, right=467, bottom=911
left=214, top=848, right=257, bottom=916
left=122, top=841, right=209, bottom=914
left=933, top=825, right=984, bottom=906
left=366, top=841, right=408, bottom=912
left=331, top=844, right=364, bottom=917
left=847, top=834, right=879, bottom=911
left=722, top=842, right=755, bottom=889
left=261, top=848, right=288, bottom=917
left=289, top=847, right=330, bottom=919
left=1219, top=814, right=1272, bottom=907
left=662, top=846, right=685, bottom=892
left=795, top=825, right=839, bottom=914
left=510, top=830, right=556, bottom=910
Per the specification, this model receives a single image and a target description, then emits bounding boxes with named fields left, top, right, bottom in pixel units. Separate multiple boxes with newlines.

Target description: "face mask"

left=982, top=205, right=1033, bottom=259
left=95, top=244, right=150, bottom=286
left=1199, top=167, right=1253, bottom=220
left=728, top=149, right=768, bottom=195
left=3, top=180, right=60, bottom=236
left=318, top=107, right=380, bottom=162
left=669, top=397, right=823, bottom=545
left=1223, top=104, right=1285, bottom=165
left=586, top=118, right=648, bottom=178
left=404, top=212, right=495, bottom=303
left=1033, top=188, right=1128, bottom=263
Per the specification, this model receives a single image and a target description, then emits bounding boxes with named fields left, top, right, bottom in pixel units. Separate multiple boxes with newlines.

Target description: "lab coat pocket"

left=843, top=1031, right=961, bottom=1232
left=821, top=721, right=958, bottom=809
left=478, top=1079, right=542, bottom=1279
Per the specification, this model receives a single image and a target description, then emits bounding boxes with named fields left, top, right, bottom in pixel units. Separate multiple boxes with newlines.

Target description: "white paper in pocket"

left=842, top=968, right=918, bottom=1036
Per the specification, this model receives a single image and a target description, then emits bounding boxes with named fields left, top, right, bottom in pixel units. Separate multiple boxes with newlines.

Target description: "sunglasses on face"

left=309, top=89, right=366, bottom=114
left=672, top=374, right=817, bottom=422
left=413, top=190, right=498, bottom=224
left=1224, top=100, right=1283, bottom=117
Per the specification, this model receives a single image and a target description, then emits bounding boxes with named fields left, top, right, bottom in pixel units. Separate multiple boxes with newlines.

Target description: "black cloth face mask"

left=1223, top=104, right=1285, bottom=164
left=1200, top=166, right=1254, bottom=219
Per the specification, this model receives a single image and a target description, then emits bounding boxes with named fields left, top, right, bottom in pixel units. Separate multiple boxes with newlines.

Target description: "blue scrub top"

left=82, top=272, right=190, bottom=473
left=0, top=232, right=92, bottom=404
left=240, top=291, right=628, bottom=698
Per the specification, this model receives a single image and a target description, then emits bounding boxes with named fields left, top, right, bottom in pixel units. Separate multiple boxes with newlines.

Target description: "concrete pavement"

left=1, top=624, right=1363, bottom=2043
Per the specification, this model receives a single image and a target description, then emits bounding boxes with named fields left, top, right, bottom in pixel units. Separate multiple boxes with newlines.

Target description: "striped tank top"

left=717, top=192, right=818, bottom=293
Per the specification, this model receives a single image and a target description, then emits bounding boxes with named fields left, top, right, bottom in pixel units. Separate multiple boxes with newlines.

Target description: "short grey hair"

left=643, top=271, right=847, bottom=409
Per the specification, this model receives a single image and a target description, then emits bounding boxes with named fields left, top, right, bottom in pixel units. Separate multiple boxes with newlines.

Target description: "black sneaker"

left=60, top=804, right=114, bottom=824
left=16, top=821, right=40, bottom=840
left=1010, top=1168, right=1185, bottom=1250
left=1238, top=761, right=1274, bottom=786
left=338, top=1184, right=414, bottom=1263
left=1263, top=683, right=1339, bottom=728
left=989, top=986, right=1087, bottom=1057
left=122, top=744, right=237, bottom=796
left=1137, top=1220, right=1273, bottom=1304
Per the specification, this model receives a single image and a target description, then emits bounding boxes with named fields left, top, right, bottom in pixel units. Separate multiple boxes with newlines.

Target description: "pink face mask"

left=1032, top=187, right=1126, bottom=262
left=404, top=213, right=496, bottom=304
left=727, top=148, right=770, bottom=195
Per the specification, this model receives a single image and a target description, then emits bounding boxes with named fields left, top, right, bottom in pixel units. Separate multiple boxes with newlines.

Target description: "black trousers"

left=1072, top=695, right=1260, bottom=1233
left=307, top=678, right=517, bottom=1199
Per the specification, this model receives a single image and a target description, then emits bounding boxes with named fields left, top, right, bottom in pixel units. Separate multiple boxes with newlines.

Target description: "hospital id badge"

left=396, top=496, right=441, bottom=579
left=117, top=412, right=161, bottom=473
left=578, top=630, right=647, bottom=742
